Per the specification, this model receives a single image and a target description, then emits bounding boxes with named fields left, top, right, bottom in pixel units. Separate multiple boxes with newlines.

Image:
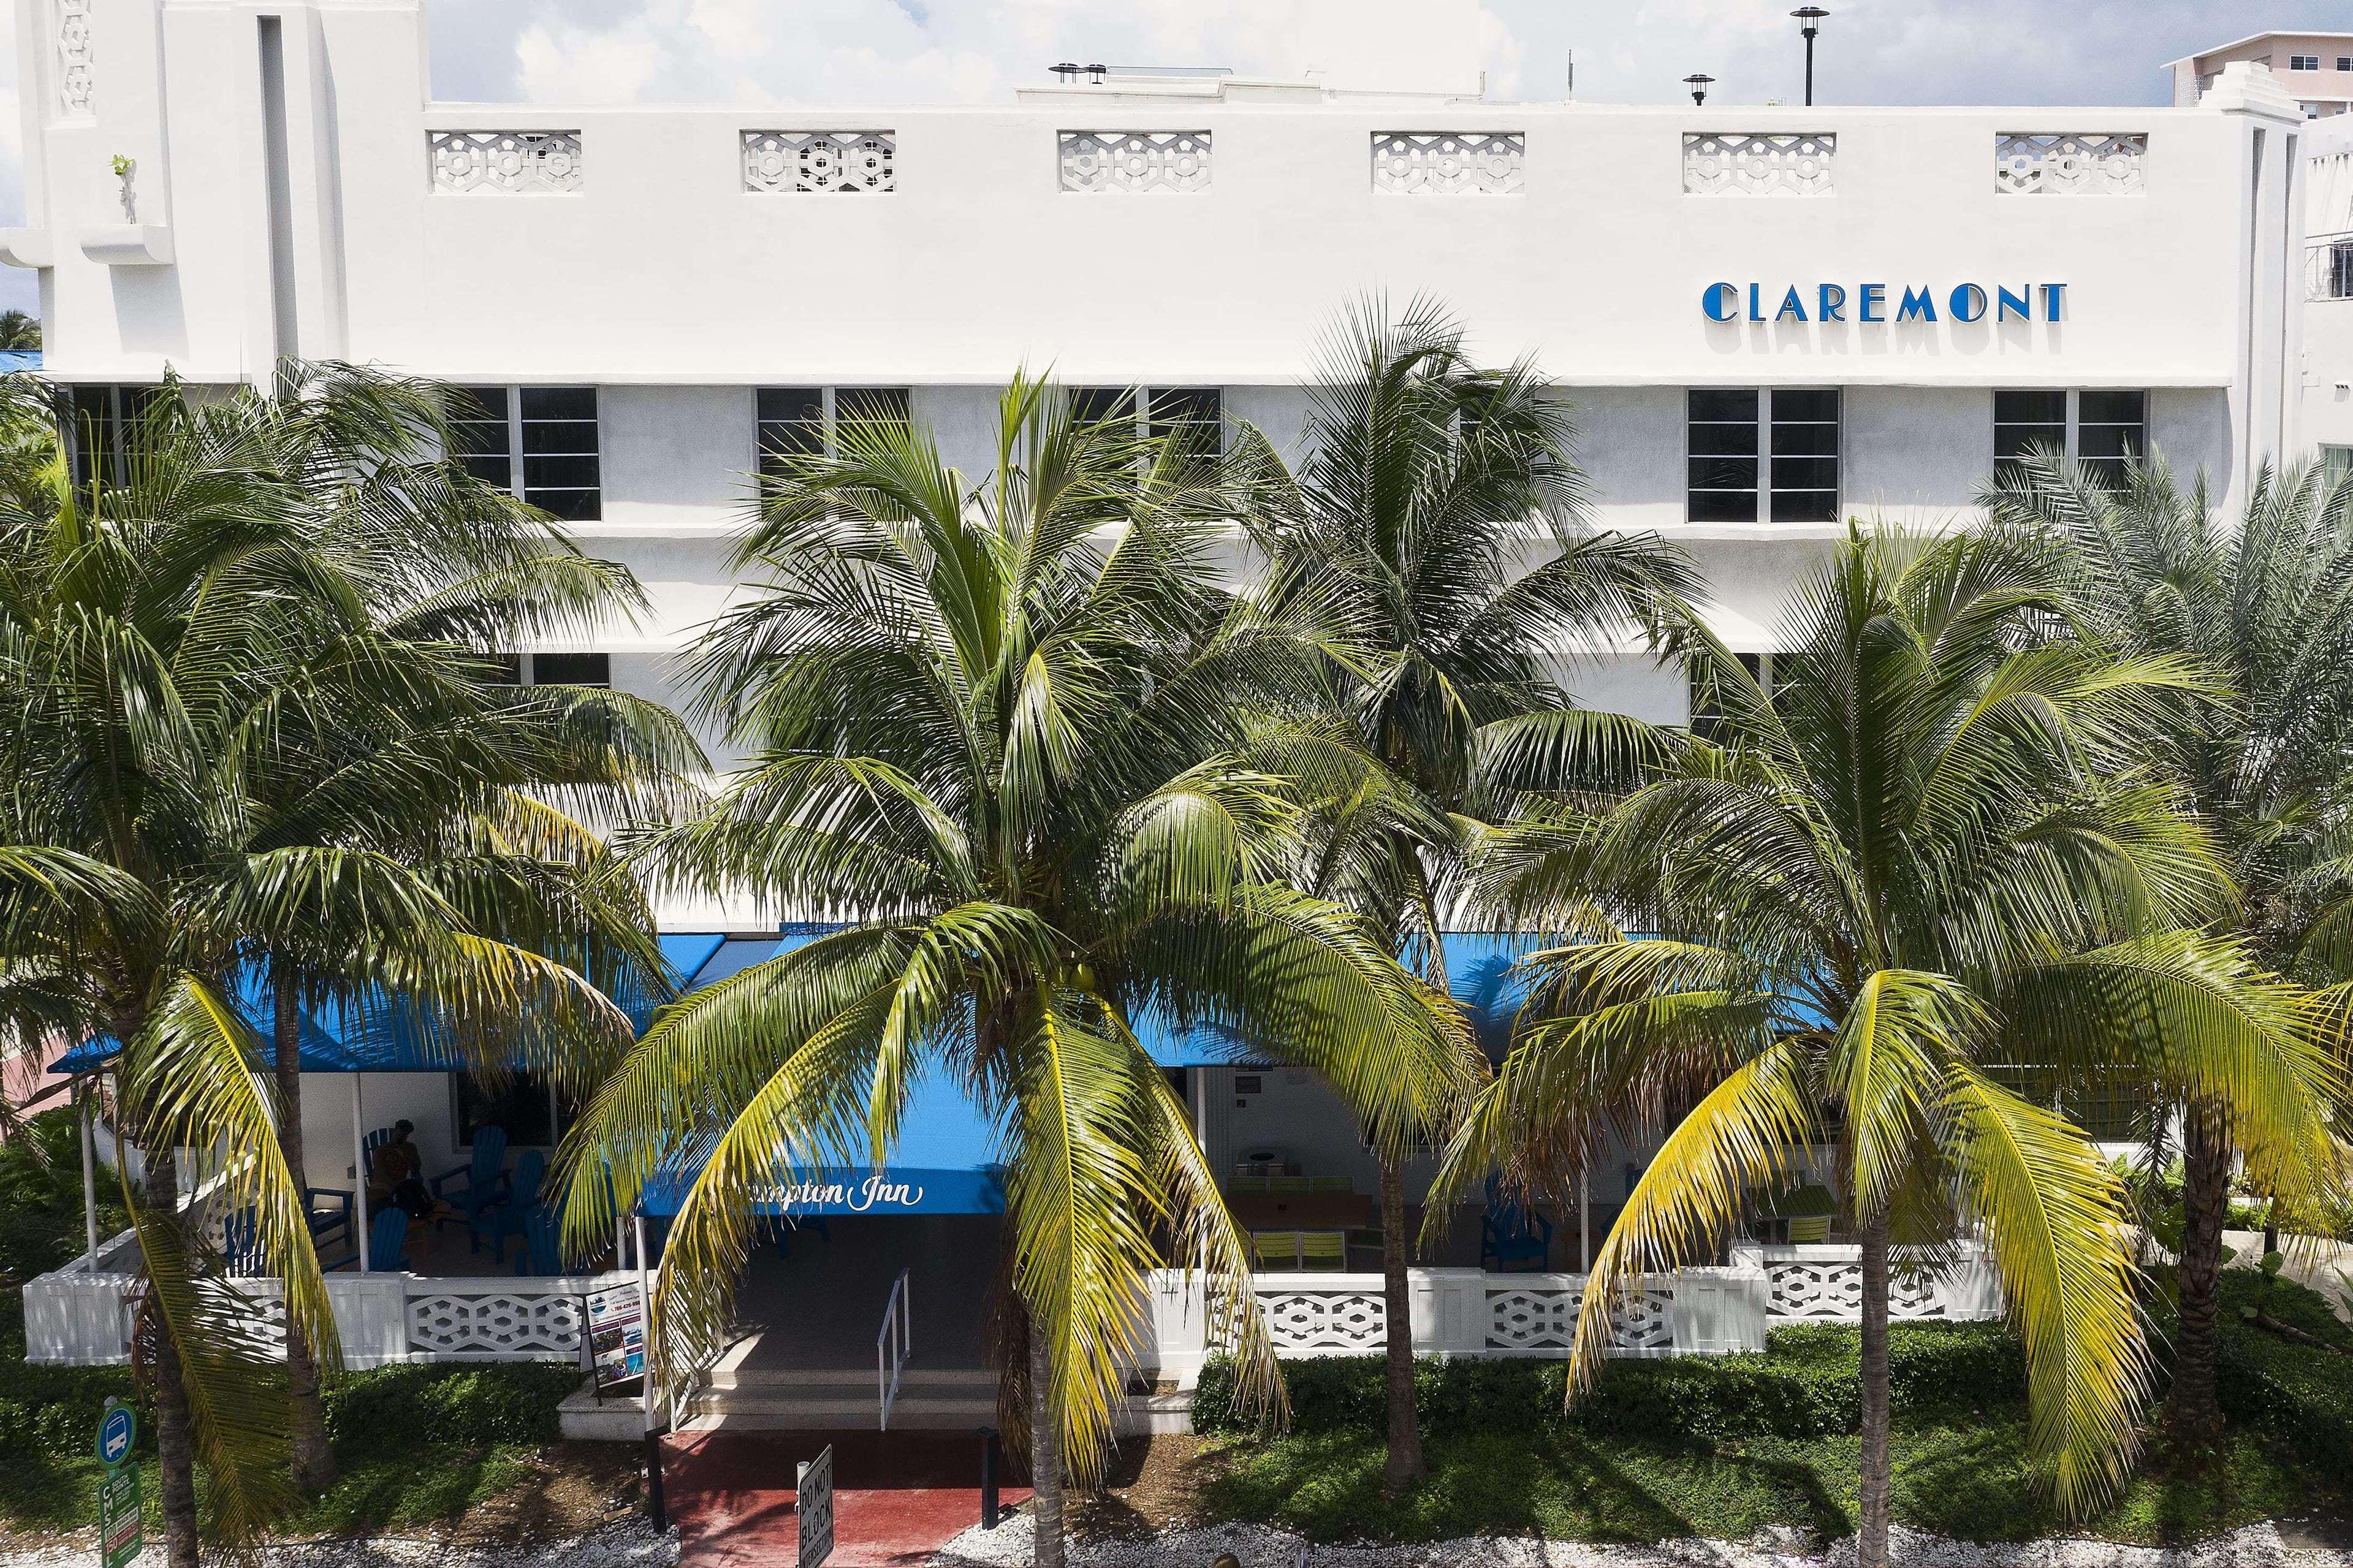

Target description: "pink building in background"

left=2170, top=31, right=2353, bottom=116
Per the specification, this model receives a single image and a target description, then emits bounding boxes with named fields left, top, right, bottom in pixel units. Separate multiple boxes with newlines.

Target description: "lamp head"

left=1791, top=6, right=1828, bottom=36
left=1683, top=74, right=1714, bottom=106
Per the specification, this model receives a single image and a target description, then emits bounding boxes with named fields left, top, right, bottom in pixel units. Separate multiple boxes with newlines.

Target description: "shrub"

left=324, top=1362, right=579, bottom=1456
left=2216, top=1324, right=2353, bottom=1486
left=1193, top=1320, right=2027, bottom=1446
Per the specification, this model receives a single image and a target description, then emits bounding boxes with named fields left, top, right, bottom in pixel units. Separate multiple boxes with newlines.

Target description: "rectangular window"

left=1686, top=390, right=1760, bottom=521
left=1993, top=389, right=2068, bottom=481
left=2291, top=54, right=2322, bottom=71
left=1686, top=390, right=1839, bottom=523
left=2321, top=445, right=2352, bottom=490
left=446, top=386, right=601, bottom=520
left=519, top=386, right=601, bottom=521
left=756, top=387, right=911, bottom=476
left=1991, top=390, right=2146, bottom=488
left=834, top=387, right=911, bottom=451
left=2340, top=56, right=2352, bottom=71
left=755, top=387, right=824, bottom=478
left=63, top=384, right=164, bottom=488
left=2076, top=390, right=2147, bottom=489
left=1770, top=390, right=1841, bottom=522
left=1144, top=386, right=1223, bottom=453
left=1687, top=651, right=1762, bottom=742
left=446, top=387, right=512, bottom=489
left=1070, top=387, right=1138, bottom=425
left=530, top=651, right=611, bottom=687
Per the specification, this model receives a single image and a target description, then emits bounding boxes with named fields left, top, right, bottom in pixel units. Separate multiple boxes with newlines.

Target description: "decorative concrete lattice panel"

left=1258, top=1289, right=1386, bottom=1352
left=1766, top=1259, right=1860, bottom=1318
left=55, top=0, right=95, bottom=119
left=1994, top=133, right=2146, bottom=195
left=1891, top=1273, right=1948, bottom=1317
left=1611, top=1288, right=1676, bottom=1350
left=1485, top=1284, right=1583, bottom=1350
left=430, top=132, right=583, bottom=194
left=408, top=1290, right=584, bottom=1355
left=1371, top=132, right=1524, bottom=194
left=1682, top=132, right=1835, bottom=196
left=1059, top=132, right=1212, bottom=192
left=742, top=131, right=895, bottom=193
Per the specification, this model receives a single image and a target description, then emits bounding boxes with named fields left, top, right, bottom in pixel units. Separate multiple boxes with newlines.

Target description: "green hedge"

left=1192, top=1320, right=2025, bottom=1447
left=324, top=1363, right=580, bottom=1458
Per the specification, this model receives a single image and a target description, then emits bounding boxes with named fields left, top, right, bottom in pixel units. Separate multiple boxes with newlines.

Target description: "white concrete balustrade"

left=1135, top=1243, right=2004, bottom=1386
left=26, top=1237, right=2003, bottom=1375
left=21, top=1228, right=635, bottom=1369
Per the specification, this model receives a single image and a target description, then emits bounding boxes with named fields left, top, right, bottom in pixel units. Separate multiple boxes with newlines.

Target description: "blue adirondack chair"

left=329, top=1206, right=412, bottom=1272
left=362, top=1126, right=397, bottom=1182
left=512, top=1209, right=561, bottom=1276
left=473, top=1149, right=547, bottom=1260
left=304, top=1186, right=354, bottom=1252
left=222, top=1207, right=261, bottom=1276
left=431, top=1125, right=510, bottom=1248
left=1480, top=1178, right=1554, bottom=1272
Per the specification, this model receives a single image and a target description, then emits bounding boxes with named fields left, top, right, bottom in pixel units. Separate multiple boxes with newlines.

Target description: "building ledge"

left=0, top=229, right=54, bottom=268
left=78, top=225, right=174, bottom=267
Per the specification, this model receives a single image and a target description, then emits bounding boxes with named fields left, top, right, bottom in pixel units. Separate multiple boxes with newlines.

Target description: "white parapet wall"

left=21, top=1225, right=638, bottom=1369
left=1135, top=1243, right=2002, bottom=1388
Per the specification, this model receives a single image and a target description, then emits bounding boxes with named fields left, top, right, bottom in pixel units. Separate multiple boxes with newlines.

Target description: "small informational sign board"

left=98, top=1466, right=142, bottom=1568
left=94, top=1399, right=142, bottom=1568
left=585, top=1281, right=647, bottom=1394
left=797, top=1444, right=835, bottom=1568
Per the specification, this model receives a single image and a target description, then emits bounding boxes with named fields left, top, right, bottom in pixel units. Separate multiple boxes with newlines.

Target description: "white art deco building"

left=3, top=0, right=2336, bottom=1413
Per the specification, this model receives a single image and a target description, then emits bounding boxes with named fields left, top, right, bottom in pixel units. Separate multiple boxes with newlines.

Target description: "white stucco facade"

left=0, top=2, right=2328, bottom=793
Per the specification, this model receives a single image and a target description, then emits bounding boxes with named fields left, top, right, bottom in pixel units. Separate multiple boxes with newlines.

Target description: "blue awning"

left=637, top=1069, right=1006, bottom=1218
left=51, top=933, right=734, bottom=1076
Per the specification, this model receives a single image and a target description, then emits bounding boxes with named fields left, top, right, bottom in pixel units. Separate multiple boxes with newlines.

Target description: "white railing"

left=876, top=1266, right=911, bottom=1430
left=1135, top=1244, right=2002, bottom=1385
left=23, top=1237, right=636, bottom=1369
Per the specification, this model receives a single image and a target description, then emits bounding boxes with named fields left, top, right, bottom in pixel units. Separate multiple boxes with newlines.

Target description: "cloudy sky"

left=0, top=0, right=2324, bottom=317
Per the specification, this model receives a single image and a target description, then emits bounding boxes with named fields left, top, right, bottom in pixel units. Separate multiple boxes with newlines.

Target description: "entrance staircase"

left=683, top=1360, right=1000, bottom=1432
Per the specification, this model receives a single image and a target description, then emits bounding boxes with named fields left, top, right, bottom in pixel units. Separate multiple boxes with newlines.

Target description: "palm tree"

left=0, top=310, right=37, bottom=351
left=1231, top=295, right=1698, bottom=1491
left=1442, top=526, right=2338, bottom=1568
left=0, top=371, right=693, bottom=1564
left=556, top=375, right=1472, bottom=1568
left=1985, top=449, right=2353, bottom=1453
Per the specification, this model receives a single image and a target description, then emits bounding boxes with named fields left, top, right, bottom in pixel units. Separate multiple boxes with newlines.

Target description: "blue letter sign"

left=1703, top=281, right=2066, bottom=325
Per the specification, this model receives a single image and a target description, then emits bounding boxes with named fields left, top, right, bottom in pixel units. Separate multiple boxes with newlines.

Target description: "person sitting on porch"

left=374, top=1121, right=434, bottom=1220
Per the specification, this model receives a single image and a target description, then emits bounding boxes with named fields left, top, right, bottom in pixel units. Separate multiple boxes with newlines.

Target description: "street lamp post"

left=1791, top=7, right=1828, bottom=107
left=1684, top=74, right=1714, bottom=107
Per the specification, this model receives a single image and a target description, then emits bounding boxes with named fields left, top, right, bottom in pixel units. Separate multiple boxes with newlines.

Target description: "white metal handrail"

left=876, top=1266, right=911, bottom=1430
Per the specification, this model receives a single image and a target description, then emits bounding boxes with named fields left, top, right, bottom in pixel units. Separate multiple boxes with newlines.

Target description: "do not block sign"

left=797, top=1444, right=835, bottom=1568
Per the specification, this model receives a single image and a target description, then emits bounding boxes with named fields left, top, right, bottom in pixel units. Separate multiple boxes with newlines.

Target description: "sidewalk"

left=665, top=1429, right=1028, bottom=1568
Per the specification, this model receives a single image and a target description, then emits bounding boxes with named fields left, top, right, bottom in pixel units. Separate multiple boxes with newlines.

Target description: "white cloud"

left=514, top=18, right=667, bottom=102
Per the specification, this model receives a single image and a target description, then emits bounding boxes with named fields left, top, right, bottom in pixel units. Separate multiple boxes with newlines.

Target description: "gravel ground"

left=0, top=1518, right=678, bottom=1568
left=932, top=1520, right=2353, bottom=1568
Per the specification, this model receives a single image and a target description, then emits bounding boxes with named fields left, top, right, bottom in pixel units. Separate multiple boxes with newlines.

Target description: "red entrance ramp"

left=668, top=1428, right=1029, bottom=1568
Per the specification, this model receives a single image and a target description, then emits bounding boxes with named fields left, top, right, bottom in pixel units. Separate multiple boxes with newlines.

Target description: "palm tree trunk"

left=274, top=976, right=336, bottom=1491
left=2169, top=1097, right=2230, bottom=1453
left=1855, top=1210, right=1893, bottom=1568
left=1026, top=1301, right=1065, bottom=1568
left=1378, top=1153, right=1423, bottom=1494
left=145, top=1148, right=200, bottom=1568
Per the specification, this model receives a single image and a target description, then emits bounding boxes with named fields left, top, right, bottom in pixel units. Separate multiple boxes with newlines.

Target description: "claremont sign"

left=1703, top=281, right=2069, bottom=324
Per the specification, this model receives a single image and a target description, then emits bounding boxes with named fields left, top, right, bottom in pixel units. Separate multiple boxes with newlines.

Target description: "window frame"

left=446, top=384, right=603, bottom=521
left=753, top=386, right=913, bottom=478
left=1684, top=387, right=1842, bottom=525
left=1991, top=389, right=2148, bottom=488
left=1067, top=386, right=1227, bottom=460
left=2290, top=54, right=2322, bottom=71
